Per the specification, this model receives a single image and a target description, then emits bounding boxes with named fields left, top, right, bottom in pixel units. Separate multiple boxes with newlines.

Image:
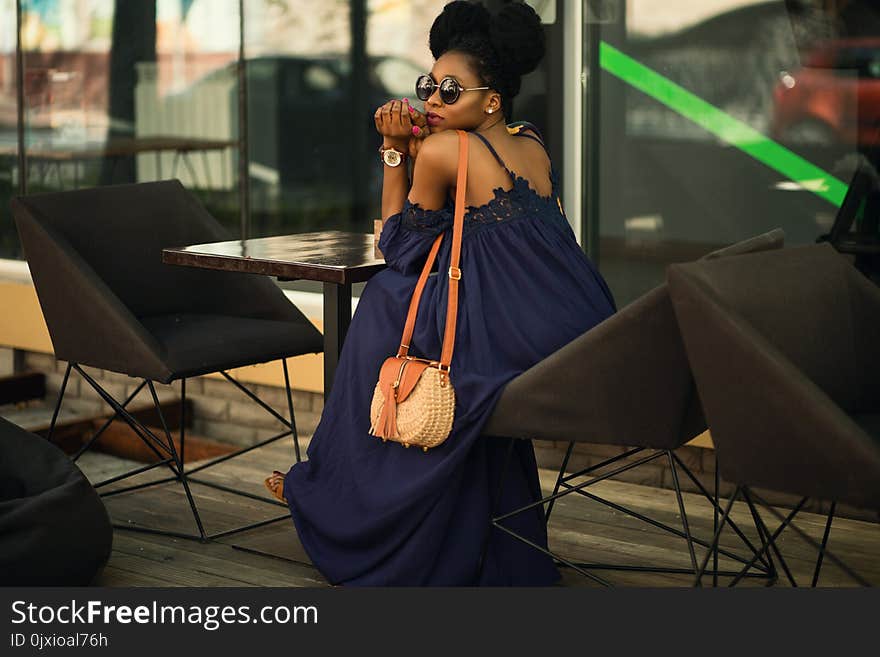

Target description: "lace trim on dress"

left=396, top=166, right=563, bottom=237
left=461, top=169, right=563, bottom=236
left=399, top=199, right=453, bottom=235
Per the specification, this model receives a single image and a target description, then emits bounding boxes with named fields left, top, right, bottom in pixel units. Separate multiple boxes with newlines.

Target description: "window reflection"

left=13, top=0, right=239, bottom=235
left=0, top=0, right=554, bottom=260
left=773, top=37, right=880, bottom=147
left=243, top=0, right=441, bottom=238
left=0, top=0, right=16, bottom=257
left=595, top=0, right=880, bottom=305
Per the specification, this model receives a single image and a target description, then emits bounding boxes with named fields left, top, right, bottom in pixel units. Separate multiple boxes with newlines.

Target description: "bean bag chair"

left=0, top=416, right=112, bottom=585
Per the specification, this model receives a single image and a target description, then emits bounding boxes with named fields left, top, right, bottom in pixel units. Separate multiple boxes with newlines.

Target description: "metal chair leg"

left=147, top=380, right=207, bottom=541
left=493, top=446, right=771, bottom=583
left=73, top=381, right=149, bottom=463
left=726, top=495, right=806, bottom=587
left=544, top=441, right=574, bottom=525
left=282, top=358, right=301, bottom=463
left=742, top=489, right=795, bottom=586
left=671, top=452, right=772, bottom=573
left=563, top=452, right=770, bottom=577
left=812, top=502, right=836, bottom=587
left=162, top=375, right=292, bottom=540
left=713, top=457, right=719, bottom=588
left=751, top=491, right=869, bottom=587
left=63, top=368, right=293, bottom=541
left=46, top=362, right=72, bottom=444
left=667, top=451, right=699, bottom=575
left=694, top=486, right=740, bottom=587
left=481, top=439, right=612, bottom=587
left=179, top=378, right=186, bottom=470
left=75, top=368, right=179, bottom=479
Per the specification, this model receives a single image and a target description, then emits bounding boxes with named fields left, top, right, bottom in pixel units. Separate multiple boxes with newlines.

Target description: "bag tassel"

left=370, top=389, right=399, bottom=439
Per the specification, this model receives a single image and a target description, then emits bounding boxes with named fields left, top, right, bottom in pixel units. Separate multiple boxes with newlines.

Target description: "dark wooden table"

left=163, top=230, right=386, bottom=396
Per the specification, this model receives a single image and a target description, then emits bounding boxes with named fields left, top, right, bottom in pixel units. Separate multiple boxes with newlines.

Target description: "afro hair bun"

left=429, top=1, right=491, bottom=61
left=488, top=3, right=545, bottom=78
left=430, top=2, right=544, bottom=78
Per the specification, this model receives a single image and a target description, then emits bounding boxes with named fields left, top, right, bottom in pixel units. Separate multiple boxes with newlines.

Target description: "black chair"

left=818, top=158, right=880, bottom=284
left=482, top=230, right=786, bottom=585
left=0, top=416, right=112, bottom=585
left=668, top=243, right=880, bottom=586
left=12, top=179, right=324, bottom=541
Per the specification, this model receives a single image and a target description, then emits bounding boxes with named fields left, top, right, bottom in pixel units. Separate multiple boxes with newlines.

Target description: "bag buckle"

left=448, top=266, right=462, bottom=281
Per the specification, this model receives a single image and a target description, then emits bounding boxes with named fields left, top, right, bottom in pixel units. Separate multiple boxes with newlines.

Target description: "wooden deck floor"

left=78, top=441, right=880, bottom=587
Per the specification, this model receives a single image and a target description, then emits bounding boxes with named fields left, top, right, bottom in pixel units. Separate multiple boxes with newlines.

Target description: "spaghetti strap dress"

left=283, top=124, right=616, bottom=586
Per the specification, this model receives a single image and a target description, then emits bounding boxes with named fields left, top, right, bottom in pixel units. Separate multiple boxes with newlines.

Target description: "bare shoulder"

left=419, top=130, right=461, bottom=159
left=413, top=131, right=461, bottom=179
left=510, top=123, right=551, bottom=167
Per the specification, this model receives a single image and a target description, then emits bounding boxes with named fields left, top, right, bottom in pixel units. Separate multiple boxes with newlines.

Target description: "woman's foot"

left=264, top=470, right=287, bottom=504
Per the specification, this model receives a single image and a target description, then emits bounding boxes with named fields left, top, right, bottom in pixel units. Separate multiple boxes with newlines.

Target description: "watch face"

left=383, top=149, right=402, bottom=167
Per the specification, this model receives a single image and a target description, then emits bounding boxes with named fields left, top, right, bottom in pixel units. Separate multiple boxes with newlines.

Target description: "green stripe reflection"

left=599, top=41, right=847, bottom=207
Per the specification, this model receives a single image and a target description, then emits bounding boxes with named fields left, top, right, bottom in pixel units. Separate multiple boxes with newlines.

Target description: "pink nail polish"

left=412, top=126, right=420, bottom=135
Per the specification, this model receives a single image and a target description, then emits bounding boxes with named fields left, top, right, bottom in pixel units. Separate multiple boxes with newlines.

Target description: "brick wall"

left=17, top=349, right=322, bottom=447
left=8, top=347, right=878, bottom=523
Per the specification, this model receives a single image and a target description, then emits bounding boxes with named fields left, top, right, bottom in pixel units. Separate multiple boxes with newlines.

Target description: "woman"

left=265, top=0, right=616, bottom=586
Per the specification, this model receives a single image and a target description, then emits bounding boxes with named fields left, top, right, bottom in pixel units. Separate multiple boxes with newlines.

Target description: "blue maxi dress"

left=283, top=128, right=616, bottom=586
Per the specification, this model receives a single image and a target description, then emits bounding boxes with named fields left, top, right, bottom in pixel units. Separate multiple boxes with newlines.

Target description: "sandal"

left=264, top=470, right=288, bottom=504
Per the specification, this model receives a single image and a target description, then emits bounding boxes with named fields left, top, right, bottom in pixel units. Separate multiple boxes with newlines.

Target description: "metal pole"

left=583, top=18, right=599, bottom=259
left=237, top=0, right=249, bottom=241
left=351, top=0, right=367, bottom=226
left=15, top=0, right=26, bottom=196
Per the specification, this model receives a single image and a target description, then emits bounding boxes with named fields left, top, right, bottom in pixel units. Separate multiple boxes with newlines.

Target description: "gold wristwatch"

left=380, top=146, right=406, bottom=167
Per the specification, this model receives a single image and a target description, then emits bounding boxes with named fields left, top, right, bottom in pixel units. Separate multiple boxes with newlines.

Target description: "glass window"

left=0, top=0, right=564, bottom=265
left=243, top=0, right=560, bottom=243
left=243, top=0, right=354, bottom=238
left=372, top=57, right=423, bottom=99
left=833, top=46, right=880, bottom=78
left=0, top=0, right=16, bottom=258
left=13, top=0, right=240, bottom=238
left=588, top=0, right=877, bottom=305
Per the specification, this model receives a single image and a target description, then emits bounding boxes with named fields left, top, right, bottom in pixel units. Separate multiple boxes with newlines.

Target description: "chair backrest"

left=824, top=159, right=878, bottom=245
left=674, top=243, right=867, bottom=411
left=13, top=180, right=295, bottom=321
left=702, top=228, right=785, bottom=260
left=484, top=283, right=698, bottom=448
left=12, top=180, right=309, bottom=374
left=668, top=243, right=880, bottom=508
left=483, top=229, right=786, bottom=448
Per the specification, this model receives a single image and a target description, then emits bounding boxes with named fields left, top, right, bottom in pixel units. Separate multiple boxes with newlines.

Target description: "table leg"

left=202, top=150, right=213, bottom=188
left=322, top=281, right=352, bottom=398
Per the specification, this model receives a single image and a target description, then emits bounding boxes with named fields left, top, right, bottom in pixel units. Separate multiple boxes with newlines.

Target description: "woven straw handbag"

left=368, top=130, right=469, bottom=451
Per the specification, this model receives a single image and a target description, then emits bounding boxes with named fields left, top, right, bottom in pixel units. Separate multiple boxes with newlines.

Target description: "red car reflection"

left=772, top=38, right=880, bottom=145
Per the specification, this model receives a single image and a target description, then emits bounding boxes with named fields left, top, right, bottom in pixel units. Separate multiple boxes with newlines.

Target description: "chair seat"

left=142, top=313, right=324, bottom=382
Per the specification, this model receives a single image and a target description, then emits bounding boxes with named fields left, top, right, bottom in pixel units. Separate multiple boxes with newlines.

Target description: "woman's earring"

left=487, top=108, right=494, bottom=114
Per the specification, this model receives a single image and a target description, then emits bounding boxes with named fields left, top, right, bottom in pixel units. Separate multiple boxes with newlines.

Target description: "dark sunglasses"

left=415, top=74, right=489, bottom=104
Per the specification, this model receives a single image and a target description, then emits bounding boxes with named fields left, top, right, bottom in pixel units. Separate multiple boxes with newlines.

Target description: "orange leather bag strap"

left=396, top=234, right=443, bottom=358
left=396, top=130, right=469, bottom=367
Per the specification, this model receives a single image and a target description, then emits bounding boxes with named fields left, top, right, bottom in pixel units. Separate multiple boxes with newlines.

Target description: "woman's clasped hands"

left=374, top=98, right=431, bottom=160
